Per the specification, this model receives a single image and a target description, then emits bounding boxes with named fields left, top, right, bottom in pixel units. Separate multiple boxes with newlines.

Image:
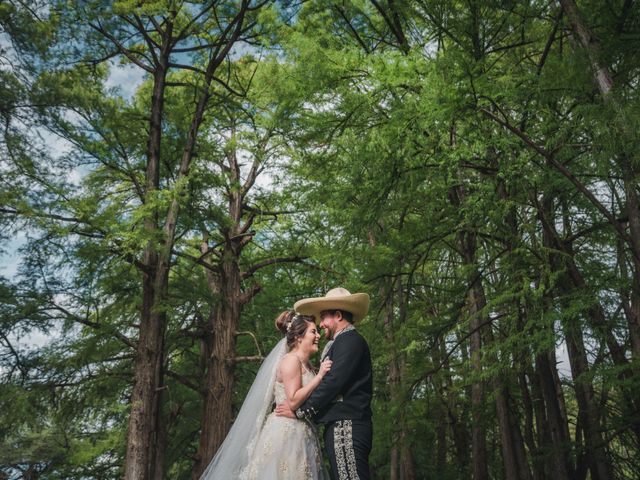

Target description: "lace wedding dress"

left=199, top=339, right=327, bottom=480
left=240, top=365, right=327, bottom=480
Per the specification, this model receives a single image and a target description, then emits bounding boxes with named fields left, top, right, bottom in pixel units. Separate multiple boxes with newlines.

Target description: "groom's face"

left=319, top=310, right=340, bottom=340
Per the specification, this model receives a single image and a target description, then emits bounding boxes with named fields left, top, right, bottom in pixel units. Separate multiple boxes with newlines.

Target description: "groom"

left=276, top=287, right=373, bottom=480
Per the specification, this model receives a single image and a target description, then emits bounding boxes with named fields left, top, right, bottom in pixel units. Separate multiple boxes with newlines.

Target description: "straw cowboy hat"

left=294, top=287, right=370, bottom=322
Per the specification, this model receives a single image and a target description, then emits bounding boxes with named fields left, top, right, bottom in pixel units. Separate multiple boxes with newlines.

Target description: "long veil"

left=199, top=338, right=287, bottom=479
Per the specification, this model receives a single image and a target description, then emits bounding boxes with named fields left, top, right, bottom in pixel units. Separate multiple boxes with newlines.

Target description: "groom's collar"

left=333, top=324, right=355, bottom=340
left=320, top=325, right=355, bottom=361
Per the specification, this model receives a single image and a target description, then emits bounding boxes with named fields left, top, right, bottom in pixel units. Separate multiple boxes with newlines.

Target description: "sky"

left=1, top=60, right=144, bottom=350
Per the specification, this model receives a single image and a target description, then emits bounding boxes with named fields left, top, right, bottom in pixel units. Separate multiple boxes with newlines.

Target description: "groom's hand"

left=274, top=402, right=296, bottom=418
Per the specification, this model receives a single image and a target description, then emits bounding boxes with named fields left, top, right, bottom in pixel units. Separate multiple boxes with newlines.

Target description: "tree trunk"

left=495, top=385, right=520, bottom=480
left=436, top=402, right=447, bottom=474
left=535, top=351, right=573, bottom=480
left=125, top=281, right=169, bottom=479
left=472, top=275, right=533, bottom=480
left=559, top=0, right=640, bottom=359
left=519, top=370, right=540, bottom=480
left=192, top=137, right=261, bottom=478
left=539, top=197, right=612, bottom=480
left=151, top=389, right=168, bottom=480
left=400, top=439, right=416, bottom=480
left=448, top=176, right=489, bottom=480
left=395, top=277, right=416, bottom=480
left=491, top=172, right=534, bottom=480
left=385, top=277, right=400, bottom=480
left=439, top=331, right=471, bottom=475
left=557, top=0, right=612, bottom=94
left=458, top=228, right=489, bottom=480
left=192, top=244, right=245, bottom=479
left=508, top=395, right=534, bottom=480
left=623, top=180, right=640, bottom=357
left=560, top=305, right=611, bottom=480
left=124, top=48, right=170, bottom=478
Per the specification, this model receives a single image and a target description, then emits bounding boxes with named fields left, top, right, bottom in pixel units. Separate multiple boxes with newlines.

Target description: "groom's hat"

left=294, top=287, right=370, bottom=322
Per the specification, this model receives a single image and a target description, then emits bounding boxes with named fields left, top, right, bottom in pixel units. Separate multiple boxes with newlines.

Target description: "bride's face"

left=297, top=321, right=321, bottom=354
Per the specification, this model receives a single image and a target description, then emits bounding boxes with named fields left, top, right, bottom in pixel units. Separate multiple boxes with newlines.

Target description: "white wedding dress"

left=199, top=338, right=327, bottom=480
left=239, top=365, right=327, bottom=479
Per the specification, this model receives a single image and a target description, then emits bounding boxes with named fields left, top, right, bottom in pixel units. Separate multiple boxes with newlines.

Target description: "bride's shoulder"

left=279, top=353, right=302, bottom=375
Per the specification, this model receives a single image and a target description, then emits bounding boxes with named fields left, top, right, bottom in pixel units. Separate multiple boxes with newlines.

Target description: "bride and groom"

left=200, top=287, right=373, bottom=480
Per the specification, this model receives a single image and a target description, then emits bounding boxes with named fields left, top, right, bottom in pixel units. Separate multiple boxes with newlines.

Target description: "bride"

left=199, top=311, right=331, bottom=480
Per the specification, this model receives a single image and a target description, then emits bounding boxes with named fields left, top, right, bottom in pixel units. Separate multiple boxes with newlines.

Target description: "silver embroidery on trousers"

left=334, top=420, right=359, bottom=480
left=344, top=421, right=359, bottom=478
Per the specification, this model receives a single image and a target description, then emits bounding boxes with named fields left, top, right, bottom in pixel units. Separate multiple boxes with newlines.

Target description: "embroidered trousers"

left=324, top=420, right=372, bottom=480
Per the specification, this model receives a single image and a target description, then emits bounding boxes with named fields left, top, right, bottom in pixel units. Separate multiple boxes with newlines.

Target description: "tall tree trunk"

left=192, top=266, right=242, bottom=479
left=395, top=276, right=416, bottom=480
left=508, top=393, right=534, bottom=480
left=124, top=41, right=171, bottom=478
left=442, top=335, right=471, bottom=475
left=449, top=121, right=489, bottom=480
left=559, top=302, right=610, bottom=480
left=385, top=277, right=400, bottom=480
left=151, top=388, right=168, bottom=480
left=539, top=196, right=612, bottom=480
left=536, top=350, right=573, bottom=479
left=493, top=162, right=535, bottom=480
left=192, top=134, right=262, bottom=477
left=519, top=363, right=542, bottom=480
left=124, top=10, right=233, bottom=474
left=400, top=438, right=416, bottom=480
left=126, top=275, right=169, bottom=479
left=494, top=385, right=520, bottom=480
left=559, top=0, right=640, bottom=358
left=470, top=264, right=533, bottom=480
left=546, top=198, right=640, bottom=443
left=456, top=226, right=489, bottom=480
left=456, top=205, right=532, bottom=479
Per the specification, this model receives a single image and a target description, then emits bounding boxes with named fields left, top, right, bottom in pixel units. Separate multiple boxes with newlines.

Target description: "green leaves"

left=2, top=0, right=640, bottom=478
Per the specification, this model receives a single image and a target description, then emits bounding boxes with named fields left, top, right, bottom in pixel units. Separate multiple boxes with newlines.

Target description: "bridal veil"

left=199, top=338, right=287, bottom=479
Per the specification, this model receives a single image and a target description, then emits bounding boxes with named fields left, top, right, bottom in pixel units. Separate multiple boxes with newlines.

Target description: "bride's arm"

left=280, top=354, right=331, bottom=411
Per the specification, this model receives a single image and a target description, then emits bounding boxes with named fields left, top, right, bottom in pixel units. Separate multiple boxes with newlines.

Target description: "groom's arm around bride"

left=276, top=288, right=373, bottom=480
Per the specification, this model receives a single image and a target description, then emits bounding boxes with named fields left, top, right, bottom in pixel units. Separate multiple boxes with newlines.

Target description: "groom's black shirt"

left=297, top=328, right=372, bottom=424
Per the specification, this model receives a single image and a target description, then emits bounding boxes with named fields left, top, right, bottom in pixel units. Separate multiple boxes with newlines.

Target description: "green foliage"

left=2, top=0, right=640, bottom=478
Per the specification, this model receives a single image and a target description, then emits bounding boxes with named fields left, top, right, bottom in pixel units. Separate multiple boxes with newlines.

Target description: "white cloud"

left=0, top=232, right=26, bottom=279
left=105, top=60, right=146, bottom=101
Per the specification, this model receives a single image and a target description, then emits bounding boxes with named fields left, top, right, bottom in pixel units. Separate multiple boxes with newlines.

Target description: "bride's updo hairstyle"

left=275, top=310, right=315, bottom=349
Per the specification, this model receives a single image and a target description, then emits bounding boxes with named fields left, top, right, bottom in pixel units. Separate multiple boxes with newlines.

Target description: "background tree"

left=2, top=0, right=640, bottom=479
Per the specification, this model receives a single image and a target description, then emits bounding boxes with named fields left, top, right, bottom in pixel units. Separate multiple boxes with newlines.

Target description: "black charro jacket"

left=297, top=328, right=372, bottom=424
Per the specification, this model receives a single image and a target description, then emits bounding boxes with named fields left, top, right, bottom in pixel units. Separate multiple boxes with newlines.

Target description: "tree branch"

left=89, top=22, right=154, bottom=73
left=232, top=355, right=264, bottom=363
left=48, top=304, right=136, bottom=350
left=333, top=5, right=371, bottom=53
left=241, top=256, right=307, bottom=280
left=172, top=249, right=220, bottom=273
left=0, top=331, right=28, bottom=378
left=239, top=284, right=261, bottom=305
left=479, top=105, right=636, bottom=256
left=165, top=369, right=203, bottom=394
left=235, top=330, right=263, bottom=357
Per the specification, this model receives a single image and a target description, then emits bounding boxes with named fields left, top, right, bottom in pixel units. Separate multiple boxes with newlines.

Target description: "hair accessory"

left=286, top=314, right=302, bottom=333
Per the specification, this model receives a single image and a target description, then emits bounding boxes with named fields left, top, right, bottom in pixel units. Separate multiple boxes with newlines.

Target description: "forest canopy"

left=1, top=0, right=639, bottom=479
